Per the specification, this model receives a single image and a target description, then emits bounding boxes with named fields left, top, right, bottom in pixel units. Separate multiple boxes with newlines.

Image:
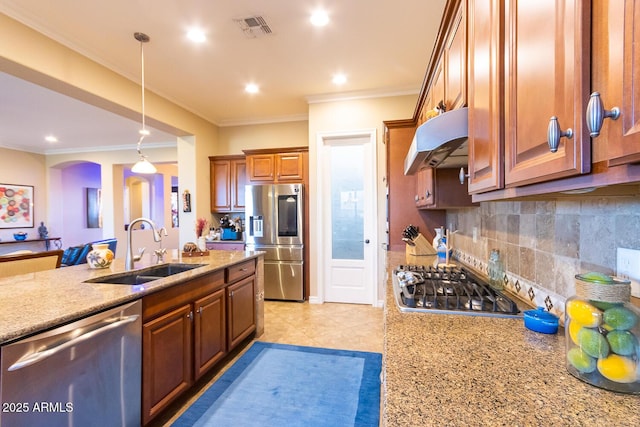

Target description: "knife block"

left=405, top=233, right=437, bottom=265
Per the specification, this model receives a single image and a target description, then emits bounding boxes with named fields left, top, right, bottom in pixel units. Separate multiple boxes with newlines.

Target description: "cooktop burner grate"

left=393, top=265, right=521, bottom=317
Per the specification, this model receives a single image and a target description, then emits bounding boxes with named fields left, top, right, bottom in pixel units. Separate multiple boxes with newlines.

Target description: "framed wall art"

left=0, top=184, right=34, bottom=228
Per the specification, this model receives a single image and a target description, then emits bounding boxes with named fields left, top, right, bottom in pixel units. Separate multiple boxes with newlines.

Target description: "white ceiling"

left=0, top=0, right=446, bottom=154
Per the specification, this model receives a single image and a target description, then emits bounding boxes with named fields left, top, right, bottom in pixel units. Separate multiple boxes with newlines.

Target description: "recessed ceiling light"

left=332, top=73, right=347, bottom=85
left=45, top=135, right=58, bottom=143
left=186, top=28, right=206, bottom=43
left=245, top=83, right=259, bottom=94
left=310, top=10, right=329, bottom=27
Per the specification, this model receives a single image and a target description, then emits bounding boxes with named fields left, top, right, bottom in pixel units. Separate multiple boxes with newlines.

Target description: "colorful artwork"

left=0, top=184, right=34, bottom=228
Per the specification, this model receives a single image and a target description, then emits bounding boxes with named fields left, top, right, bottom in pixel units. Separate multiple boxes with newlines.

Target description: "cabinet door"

left=248, top=154, right=275, bottom=181
left=414, top=168, right=435, bottom=207
left=142, top=304, right=193, bottom=425
left=467, top=0, right=504, bottom=193
left=591, top=0, right=640, bottom=165
left=194, top=289, right=226, bottom=380
left=227, top=275, right=256, bottom=350
left=276, top=153, right=304, bottom=181
left=504, top=0, right=591, bottom=186
left=210, top=159, right=231, bottom=212
left=232, top=159, right=247, bottom=210
left=445, top=0, right=467, bottom=110
left=432, top=59, right=445, bottom=109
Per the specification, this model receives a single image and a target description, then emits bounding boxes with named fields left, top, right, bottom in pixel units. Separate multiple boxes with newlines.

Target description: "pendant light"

left=131, top=32, right=157, bottom=174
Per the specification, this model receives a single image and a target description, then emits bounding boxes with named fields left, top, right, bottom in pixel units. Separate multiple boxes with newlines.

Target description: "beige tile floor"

left=155, top=300, right=384, bottom=426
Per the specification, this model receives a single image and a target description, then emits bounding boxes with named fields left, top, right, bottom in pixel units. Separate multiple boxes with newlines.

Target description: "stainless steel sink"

left=84, top=263, right=207, bottom=285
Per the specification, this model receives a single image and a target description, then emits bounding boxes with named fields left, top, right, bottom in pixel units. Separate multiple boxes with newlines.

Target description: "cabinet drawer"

left=142, top=270, right=225, bottom=321
left=226, top=259, right=255, bottom=283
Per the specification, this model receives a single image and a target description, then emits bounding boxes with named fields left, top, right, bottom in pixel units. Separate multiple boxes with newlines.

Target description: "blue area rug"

left=172, top=341, right=382, bottom=427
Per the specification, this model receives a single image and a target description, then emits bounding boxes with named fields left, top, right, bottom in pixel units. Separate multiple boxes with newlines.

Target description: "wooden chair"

left=0, top=250, right=64, bottom=279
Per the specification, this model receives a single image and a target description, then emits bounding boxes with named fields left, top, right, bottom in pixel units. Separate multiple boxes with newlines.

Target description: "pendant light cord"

left=135, top=32, right=150, bottom=156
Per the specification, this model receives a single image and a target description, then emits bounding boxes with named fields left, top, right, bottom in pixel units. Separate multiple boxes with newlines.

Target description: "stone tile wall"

left=446, top=196, right=640, bottom=318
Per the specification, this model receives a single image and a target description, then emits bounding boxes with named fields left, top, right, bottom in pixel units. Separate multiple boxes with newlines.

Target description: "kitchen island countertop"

left=0, top=250, right=263, bottom=345
left=383, top=251, right=639, bottom=426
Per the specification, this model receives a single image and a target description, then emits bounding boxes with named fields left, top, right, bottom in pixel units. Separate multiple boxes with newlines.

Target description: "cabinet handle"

left=187, top=311, right=193, bottom=321
left=414, top=195, right=420, bottom=202
left=230, top=291, right=234, bottom=299
left=586, top=91, right=620, bottom=137
left=425, top=190, right=431, bottom=199
left=198, top=306, right=203, bottom=316
left=547, top=116, right=573, bottom=153
left=459, top=167, right=469, bottom=185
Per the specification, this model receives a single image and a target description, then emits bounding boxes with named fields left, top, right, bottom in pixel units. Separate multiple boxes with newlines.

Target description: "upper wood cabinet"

left=590, top=0, right=640, bottom=166
left=244, top=147, right=308, bottom=183
left=445, top=0, right=467, bottom=111
left=415, top=167, right=475, bottom=210
left=209, top=155, right=247, bottom=212
left=467, top=0, right=504, bottom=194
left=503, top=0, right=591, bottom=187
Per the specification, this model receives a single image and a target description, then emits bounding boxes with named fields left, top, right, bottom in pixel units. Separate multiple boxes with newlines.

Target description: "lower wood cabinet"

left=227, top=275, right=256, bottom=349
left=142, top=304, right=193, bottom=425
left=194, top=289, right=227, bottom=379
left=141, top=261, right=256, bottom=425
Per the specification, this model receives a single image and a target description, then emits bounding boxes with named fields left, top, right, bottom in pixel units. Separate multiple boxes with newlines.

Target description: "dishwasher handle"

left=7, top=314, right=140, bottom=372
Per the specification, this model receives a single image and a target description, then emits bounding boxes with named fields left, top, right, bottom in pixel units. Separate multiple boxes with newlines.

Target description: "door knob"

left=365, top=239, right=370, bottom=244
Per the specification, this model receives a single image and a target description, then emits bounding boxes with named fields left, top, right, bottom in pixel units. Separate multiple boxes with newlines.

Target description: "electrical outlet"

left=617, top=248, right=640, bottom=298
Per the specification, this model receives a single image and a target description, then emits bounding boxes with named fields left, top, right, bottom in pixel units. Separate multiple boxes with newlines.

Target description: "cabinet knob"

left=586, top=92, right=620, bottom=137
left=414, top=195, right=420, bottom=202
left=198, top=306, right=203, bottom=316
left=459, top=167, right=469, bottom=185
left=424, top=190, right=431, bottom=199
left=187, top=311, right=193, bottom=321
left=547, top=116, right=573, bottom=153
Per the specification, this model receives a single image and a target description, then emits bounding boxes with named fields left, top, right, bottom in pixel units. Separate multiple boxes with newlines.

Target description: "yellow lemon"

left=568, top=319, right=585, bottom=345
left=597, top=354, right=637, bottom=383
left=566, top=299, right=602, bottom=328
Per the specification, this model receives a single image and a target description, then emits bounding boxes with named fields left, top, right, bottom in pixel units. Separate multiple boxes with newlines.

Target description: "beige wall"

left=0, top=147, right=46, bottom=248
left=217, top=121, right=309, bottom=155
left=0, top=13, right=220, bottom=247
left=308, top=94, right=418, bottom=304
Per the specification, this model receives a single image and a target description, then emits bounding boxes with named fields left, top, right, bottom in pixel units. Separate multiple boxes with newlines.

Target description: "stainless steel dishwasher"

left=1, top=300, right=142, bottom=427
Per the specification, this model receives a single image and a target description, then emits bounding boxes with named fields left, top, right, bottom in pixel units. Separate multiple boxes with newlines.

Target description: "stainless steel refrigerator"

left=245, top=183, right=304, bottom=301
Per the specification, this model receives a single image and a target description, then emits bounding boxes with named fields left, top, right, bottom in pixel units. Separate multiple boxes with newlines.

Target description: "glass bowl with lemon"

left=565, top=272, right=639, bottom=394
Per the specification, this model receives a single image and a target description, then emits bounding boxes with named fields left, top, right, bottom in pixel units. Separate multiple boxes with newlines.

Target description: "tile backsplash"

left=446, top=196, right=640, bottom=320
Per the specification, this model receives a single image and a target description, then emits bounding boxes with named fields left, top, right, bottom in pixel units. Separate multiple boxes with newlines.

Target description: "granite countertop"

left=383, top=251, right=639, bottom=426
left=0, top=250, right=262, bottom=345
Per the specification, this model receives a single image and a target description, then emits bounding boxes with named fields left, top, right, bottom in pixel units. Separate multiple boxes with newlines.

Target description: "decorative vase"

left=197, top=236, right=207, bottom=252
left=86, top=243, right=114, bottom=269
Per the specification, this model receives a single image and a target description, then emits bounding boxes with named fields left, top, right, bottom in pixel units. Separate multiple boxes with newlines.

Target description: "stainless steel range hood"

left=404, top=107, right=468, bottom=175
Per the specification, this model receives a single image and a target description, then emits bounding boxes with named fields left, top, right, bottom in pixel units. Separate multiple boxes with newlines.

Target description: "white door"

left=321, top=132, right=376, bottom=304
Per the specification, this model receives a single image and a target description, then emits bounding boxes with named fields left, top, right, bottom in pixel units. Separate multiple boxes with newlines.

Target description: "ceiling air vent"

left=234, top=15, right=273, bottom=38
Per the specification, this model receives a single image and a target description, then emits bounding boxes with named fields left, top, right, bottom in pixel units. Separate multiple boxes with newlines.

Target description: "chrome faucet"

left=126, top=217, right=165, bottom=270
left=154, top=227, right=168, bottom=263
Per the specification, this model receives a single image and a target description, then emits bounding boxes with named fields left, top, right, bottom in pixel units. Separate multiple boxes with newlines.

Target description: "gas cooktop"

left=392, top=264, right=522, bottom=317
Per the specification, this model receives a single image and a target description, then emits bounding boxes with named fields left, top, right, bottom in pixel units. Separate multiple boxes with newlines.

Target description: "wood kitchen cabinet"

left=141, top=269, right=228, bottom=425
left=467, top=0, right=504, bottom=194
left=503, top=0, right=591, bottom=187
left=226, top=259, right=256, bottom=350
left=209, top=155, right=247, bottom=212
left=415, top=167, right=475, bottom=209
left=444, top=0, right=466, bottom=111
left=244, top=147, right=307, bottom=183
left=590, top=0, right=640, bottom=166
left=142, top=304, right=192, bottom=425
